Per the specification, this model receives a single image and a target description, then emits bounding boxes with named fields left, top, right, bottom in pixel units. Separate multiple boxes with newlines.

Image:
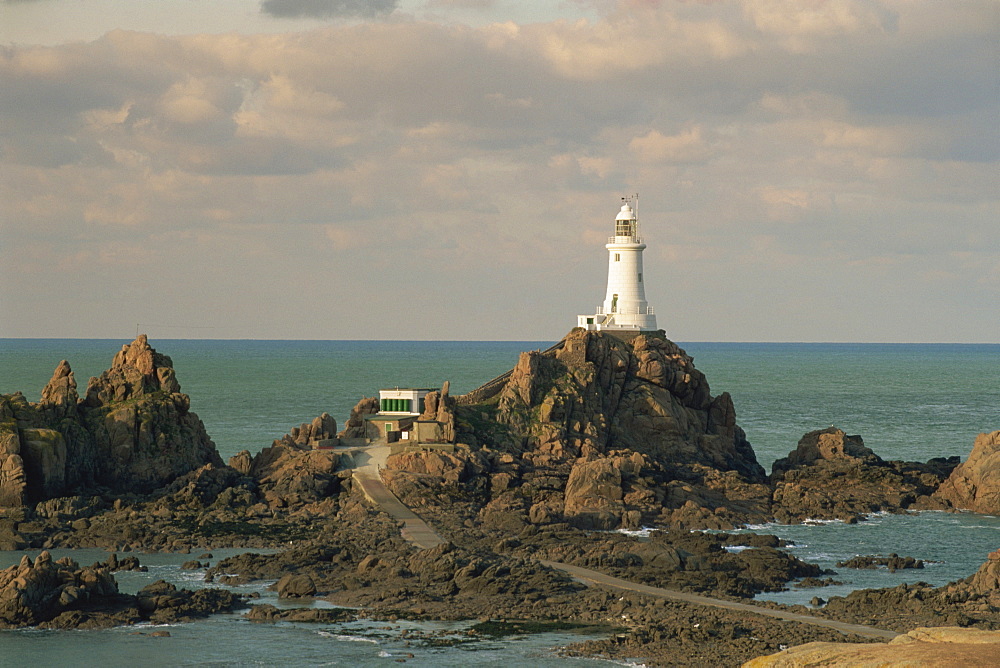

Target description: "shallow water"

left=0, top=549, right=615, bottom=667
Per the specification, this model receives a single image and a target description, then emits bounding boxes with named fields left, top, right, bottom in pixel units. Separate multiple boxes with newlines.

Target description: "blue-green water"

left=0, top=339, right=998, bottom=664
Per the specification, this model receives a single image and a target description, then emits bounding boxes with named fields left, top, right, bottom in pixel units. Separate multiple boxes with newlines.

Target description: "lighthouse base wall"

left=572, top=326, right=666, bottom=343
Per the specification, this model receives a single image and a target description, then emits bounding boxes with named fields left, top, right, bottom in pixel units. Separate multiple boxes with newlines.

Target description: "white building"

left=377, top=388, right=432, bottom=415
left=577, top=198, right=659, bottom=334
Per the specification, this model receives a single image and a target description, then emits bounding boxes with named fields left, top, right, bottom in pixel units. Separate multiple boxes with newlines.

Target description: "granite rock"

left=935, top=431, right=1000, bottom=514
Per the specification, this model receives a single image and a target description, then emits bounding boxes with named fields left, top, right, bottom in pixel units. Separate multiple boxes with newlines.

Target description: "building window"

left=614, top=253, right=620, bottom=262
left=638, top=272, right=642, bottom=282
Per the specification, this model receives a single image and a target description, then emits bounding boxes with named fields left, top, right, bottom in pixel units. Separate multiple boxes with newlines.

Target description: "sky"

left=1, top=0, right=998, bottom=343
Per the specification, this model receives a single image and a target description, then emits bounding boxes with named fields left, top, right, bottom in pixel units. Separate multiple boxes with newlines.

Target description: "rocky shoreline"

left=2, top=332, right=998, bottom=665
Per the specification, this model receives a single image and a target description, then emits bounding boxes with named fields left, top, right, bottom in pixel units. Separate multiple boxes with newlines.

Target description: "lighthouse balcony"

left=595, top=305, right=655, bottom=315
left=608, top=235, right=643, bottom=244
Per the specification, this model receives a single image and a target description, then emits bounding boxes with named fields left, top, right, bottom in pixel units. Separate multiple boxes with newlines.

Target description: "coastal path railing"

left=456, top=337, right=567, bottom=405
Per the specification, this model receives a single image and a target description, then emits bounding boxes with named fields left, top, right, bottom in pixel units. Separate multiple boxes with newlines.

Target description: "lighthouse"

left=577, top=196, right=659, bottom=335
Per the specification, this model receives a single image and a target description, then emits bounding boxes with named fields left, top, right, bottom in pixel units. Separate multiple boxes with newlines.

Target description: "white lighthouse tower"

left=577, top=196, right=659, bottom=335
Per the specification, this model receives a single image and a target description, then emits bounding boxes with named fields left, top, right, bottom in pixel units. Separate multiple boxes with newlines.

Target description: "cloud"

left=741, top=0, right=893, bottom=38
left=260, top=0, right=398, bottom=20
left=0, top=1, right=997, bottom=341
left=629, top=127, right=713, bottom=164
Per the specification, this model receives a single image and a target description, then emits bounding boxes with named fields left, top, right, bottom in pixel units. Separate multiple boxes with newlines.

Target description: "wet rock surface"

left=0, top=551, right=244, bottom=629
left=836, top=554, right=925, bottom=572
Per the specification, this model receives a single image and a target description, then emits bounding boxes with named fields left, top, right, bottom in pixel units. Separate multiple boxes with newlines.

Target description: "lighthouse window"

left=614, top=253, right=620, bottom=262
left=639, top=272, right=642, bottom=282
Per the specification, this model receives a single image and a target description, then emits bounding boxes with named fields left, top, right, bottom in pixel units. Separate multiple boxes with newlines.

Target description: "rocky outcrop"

left=0, top=550, right=118, bottom=627
left=770, top=427, right=874, bottom=475
left=769, top=428, right=957, bottom=523
left=743, top=627, right=1000, bottom=668
left=77, top=335, right=223, bottom=492
left=0, top=335, right=224, bottom=507
left=0, top=549, right=244, bottom=630
left=935, top=431, right=1000, bottom=514
left=451, top=329, right=770, bottom=531
left=226, top=412, right=342, bottom=507
left=419, top=381, right=457, bottom=443
left=492, top=331, right=761, bottom=479
left=0, top=396, right=28, bottom=507
left=270, top=413, right=337, bottom=450
left=338, top=397, right=379, bottom=439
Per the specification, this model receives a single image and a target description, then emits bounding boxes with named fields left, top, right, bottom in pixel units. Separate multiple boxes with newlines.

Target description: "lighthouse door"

left=611, top=294, right=618, bottom=312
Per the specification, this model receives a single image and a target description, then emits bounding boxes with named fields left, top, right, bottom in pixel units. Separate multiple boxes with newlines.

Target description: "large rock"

left=78, top=335, right=223, bottom=492
left=0, top=397, right=27, bottom=507
left=241, top=419, right=342, bottom=508
left=743, top=627, right=1000, bottom=667
left=0, top=550, right=118, bottom=627
left=769, top=427, right=956, bottom=523
left=935, top=431, right=1000, bottom=514
left=338, top=396, right=379, bottom=439
left=458, top=329, right=770, bottom=530
left=0, top=335, right=225, bottom=506
left=563, top=458, right=625, bottom=530
left=770, top=427, right=874, bottom=476
left=493, top=330, right=764, bottom=480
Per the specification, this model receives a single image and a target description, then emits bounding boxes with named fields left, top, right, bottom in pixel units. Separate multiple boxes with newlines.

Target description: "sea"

left=1, top=338, right=998, bottom=666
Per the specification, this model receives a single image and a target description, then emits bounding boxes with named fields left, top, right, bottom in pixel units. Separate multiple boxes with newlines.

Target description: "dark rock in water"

left=0, top=549, right=242, bottom=629
left=275, top=573, right=317, bottom=598
left=770, top=427, right=958, bottom=523
left=935, top=431, right=1000, bottom=514
left=136, top=579, right=245, bottom=624
left=246, top=603, right=354, bottom=623
left=836, top=554, right=924, bottom=572
left=0, top=550, right=119, bottom=627
left=771, top=427, right=875, bottom=476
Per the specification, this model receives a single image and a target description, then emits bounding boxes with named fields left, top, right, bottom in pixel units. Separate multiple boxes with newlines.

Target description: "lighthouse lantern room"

left=577, top=196, right=660, bottom=335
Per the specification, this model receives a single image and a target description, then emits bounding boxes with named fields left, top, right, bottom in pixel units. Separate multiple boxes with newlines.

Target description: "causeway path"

left=351, top=444, right=445, bottom=550
left=348, top=454, right=897, bottom=640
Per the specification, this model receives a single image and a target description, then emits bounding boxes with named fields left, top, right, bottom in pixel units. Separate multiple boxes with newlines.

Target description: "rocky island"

left=1, top=332, right=998, bottom=665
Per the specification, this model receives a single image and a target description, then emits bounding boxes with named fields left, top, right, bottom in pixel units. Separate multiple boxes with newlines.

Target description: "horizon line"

left=3, top=337, right=999, bottom=346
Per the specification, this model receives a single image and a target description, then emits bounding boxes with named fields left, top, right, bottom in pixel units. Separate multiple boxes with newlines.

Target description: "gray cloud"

left=260, top=0, right=398, bottom=19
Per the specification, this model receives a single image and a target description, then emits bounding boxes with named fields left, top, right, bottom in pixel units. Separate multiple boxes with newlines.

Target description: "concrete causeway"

left=351, top=444, right=445, bottom=550
left=347, top=449, right=898, bottom=641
